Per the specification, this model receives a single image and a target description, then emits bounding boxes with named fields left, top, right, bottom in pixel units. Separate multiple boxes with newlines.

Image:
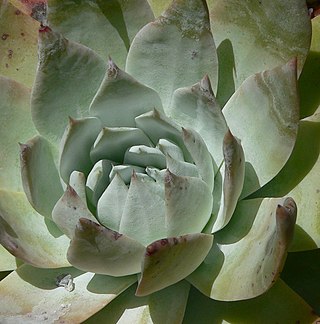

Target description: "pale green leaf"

left=0, top=190, right=70, bottom=268
left=222, top=60, right=299, bottom=191
left=90, top=59, right=163, bottom=126
left=165, top=170, right=213, bottom=237
left=31, top=28, right=106, bottom=144
left=136, top=233, right=213, bottom=296
left=0, top=265, right=136, bottom=322
left=124, top=146, right=166, bottom=169
left=52, top=186, right=98, bottom=239
left=0, top=1, right=38, bottom=87
left=90, top=127, right=152, bottom=164
left=188, top=197, right=297, bottom=300
left=0, top=77, right=37, bottom=192
left=168, top=75, right=228, bottom=164
left=47, top=0, right=154, bottom=68
left=67, top=218, right=145, bottom=276
left=97, top=173, right=128, bottom=231
left=20, top=135, right=63, bottom=219
left=208, top=0, right=311, bottom=106
left=119, top=173, right=166, bottom=246
left=0, top=245, right=16, bottom=272
left=59, top=117, right=102, bottom=183
left=126, top=0, right=218, bottom=110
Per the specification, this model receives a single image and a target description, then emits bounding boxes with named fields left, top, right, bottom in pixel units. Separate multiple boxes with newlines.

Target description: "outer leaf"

left=126, top=0, right=218, bottom=110
left=164, top=170, right=213, bottom=237
left=188, top=197, right=296, bottom=300
left=0, top=266, right=136, bottom=322
left=223, top=60, right=299, bottom=191
left=67, top=218, right=145, bottom=276
left=136, top=233, right=213, bottom=296
left=0, top=245, right=16, bottom=272
left=47, top=0, right=154, bottom=68
left=208, top=0, right=311, bottom=105
left=20, top=135, right=63, bottom=219
left=0, top=77, right=37, bottom=192
left=183, top=280, right=318, bottom=324
left=168, top=75, right=228, bottom=164
left=31, top=27, right=106, bottom=144
left=90, top=59, right=163, bottom=127
left=0, top=1, right=38, bottom=87
left=0, top=190, right=69, bottom=268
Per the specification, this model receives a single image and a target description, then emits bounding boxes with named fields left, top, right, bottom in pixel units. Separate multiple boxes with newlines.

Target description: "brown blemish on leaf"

left=160, top=238, right=168, bottom=246
left=8, top=50, right=13, bottom=59
left=1, top=34, right=9, bottom=40
left=146, top=243, right=158, bottom=256
left=15, top=9, right=22, bottom=15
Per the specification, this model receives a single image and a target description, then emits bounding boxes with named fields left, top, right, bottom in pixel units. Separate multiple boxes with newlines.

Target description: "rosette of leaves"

left=0, top=0, right=320, bottom=322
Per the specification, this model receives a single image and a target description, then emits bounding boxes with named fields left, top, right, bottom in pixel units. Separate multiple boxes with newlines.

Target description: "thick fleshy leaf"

left=222, top=60, right=299, bottom=190
left=135, top=109, right=192, bottom=161
left=119, top=173, right=166, bottom=246
left=157, top=138, right=184, bottom=161
left=97, top=173, right=128, bottom=231
left=90, top=127, right=152, bottom=164
left=188, top=197, right=296, bottom=300
left=182, top=128, right=214, bottom=191
left=208, top=0, right=311, bottom=105
left=86, top=160, right=113, bottom=206
left=0, top=266, right=136, bottom=322
left=85, top=281, right=190, bottom=324
left=0, top=190, right=69, bottom=268
left=168, top=75, right=228, bottom=163
left=165, top=155, right=199, bottom=178
left=164, top=170, right=213, bottom=237
left=124, top=146, right=166, bottom=169
left=59, top=117, right=102, bottom=183
left=67, top=218, right=145, bottom=276
left=47, top=0, right=154, bottom=68
left=20, top=135, right=63, bottom=219
left=90, top=59, right=163, bottom=126
left=248, top=120, right=320, bottom=199
left=109, top=164, right=145, bottom=184
left=136, top=233, right=213, bottom=296
left=0, top=77, right=37, bottom=192
left=299, top=16, right=320, bottom=118
left=31, top=27, right=106, bottom=144
left=211, top=130, right=245, bottom=232
left=183, top=281, right=318, bottom=323
left=126, top=0, right=218, bottom=110
left=52, top=186, right=97, bottom=239
left=69, top=171, right=87, bottom=203
left=0, top=245, right=16, bottom=272
left=0, top=1, right=38, bottom=87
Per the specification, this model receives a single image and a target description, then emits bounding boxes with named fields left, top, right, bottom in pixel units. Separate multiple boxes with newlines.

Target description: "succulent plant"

left=0, top=0, right=320, bottom=322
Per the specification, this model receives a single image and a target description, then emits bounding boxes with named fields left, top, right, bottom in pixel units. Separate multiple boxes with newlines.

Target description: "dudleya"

left=0, top=0, right=320, bottom=322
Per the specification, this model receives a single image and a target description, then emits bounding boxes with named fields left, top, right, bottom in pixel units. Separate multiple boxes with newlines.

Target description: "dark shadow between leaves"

left=214, top=198, right=262, bottom=244
left=216, top=39, right=236, bottom=107
left=45, top=217, right=64, bottom=238
left=87, top=273, right=137, bottom=294
left=298, top=50, right=320, bottom=119
left=281, top=249, right=320, bottom=316
left=97, top=0, right=130, bottom=51
left=16, top=264, right=83, bottom=290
